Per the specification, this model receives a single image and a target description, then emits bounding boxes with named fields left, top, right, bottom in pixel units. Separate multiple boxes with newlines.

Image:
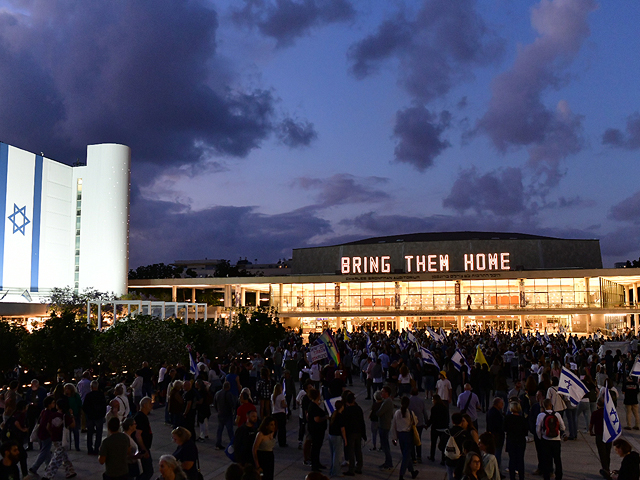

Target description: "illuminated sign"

left=340, top=252, right=510, bottom=274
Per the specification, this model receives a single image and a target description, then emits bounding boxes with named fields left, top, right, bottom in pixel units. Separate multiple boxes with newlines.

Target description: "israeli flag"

left=407, top=331, right=417, bottom=344
left=397, top=337, right=407, bottom=350
left=544, top=329, right=550, bottom=343
left=570, top=337, right=579, bottom=356
left=419, top=345, right=440, bottom=369
left=189, top=351, right=198, bottom=375
left=536, top=331, right=543, bottom=344
left=603, top=387, right=622, bottom=443
left=324, top=396, right=342, bottom=415
left=451, top=348, right=471, bottom=372
left=366, top=334, right=373, bottom=353
left=427, top=326, right=443, bottom=343
left=631, top=356, right=640, bottom=378
left=558, top=366, right=589, bottom=406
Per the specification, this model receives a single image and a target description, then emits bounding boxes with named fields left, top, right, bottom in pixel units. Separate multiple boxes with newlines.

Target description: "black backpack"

left=543, top=412, right=559, bottom=437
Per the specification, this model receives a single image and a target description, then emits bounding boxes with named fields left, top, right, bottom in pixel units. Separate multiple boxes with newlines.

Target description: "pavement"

left=24, top=380, right=640, bottom=480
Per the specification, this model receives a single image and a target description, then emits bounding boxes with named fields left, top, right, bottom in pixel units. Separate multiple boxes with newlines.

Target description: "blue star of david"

left=564, top=379, right=572, bottom=388
left=610, top=408, right=619, bottom=425
left=8, top=203, right=30, bottom=235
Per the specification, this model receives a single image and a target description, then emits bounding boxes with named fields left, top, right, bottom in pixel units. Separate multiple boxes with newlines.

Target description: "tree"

left=44, top=287, right=117, bottom=318
left=0, top=321, right=27, bottom=374
left=213, top=260, right=254, bottom=277
left=19, top=313, right=96, bottom=377
left=128, top=263, right=185, bottom=279
left=235, top=307, right=285, bottom=354
left=94, top=315, right=187, bottom=373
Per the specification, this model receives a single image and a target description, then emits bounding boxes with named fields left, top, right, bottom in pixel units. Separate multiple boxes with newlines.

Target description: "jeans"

left=329, top=434, right=344, bottom=477
left=495, top=435, right=504, bottom=470
left=274, top=412, right=287, bottom=446
left=398, top=431, right=417, bottom=477
left=565, top=407, right=578, bottom=439
left=379, top=428, right=393, bottom=467
left=370, top=421, right=379, bottom=448
left=31, top=437, right=52, bottom=472
left=70, top=414, right=81, bottom=450
left=507, top=443, right=525, bottom=480
left=216, top=414, right=235, bottom=447
left=595, top=434, right=612, bottom=471
left=541, top=440, right=562, bottom=480
left=346, top=432, right=363, bottom=473
left=576, top=401, right=591, bottom=431
left=430, top=428, right=447, bottom=461
left=310, top=430, right=325, bottom=471
left=86, top=418, right=104, bottom=453
left=138, top=454, right=154, bottom=480
left=626, top=404, right=640, bottom=428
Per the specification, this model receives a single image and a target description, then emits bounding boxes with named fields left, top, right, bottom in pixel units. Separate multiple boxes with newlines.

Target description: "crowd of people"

left=1, top=327, right=640, bottom=480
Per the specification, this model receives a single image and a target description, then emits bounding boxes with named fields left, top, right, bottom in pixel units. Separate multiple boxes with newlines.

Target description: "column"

left=214, top=309, right=219, bottom=323
left=224, top=284, right=232, bottom=308
left=161, top=303, right=166, bottom=320
left=456, top=315, right=462, bottom=330
left=519, top=315, right=525, bottom=332
left=626, top=286, right=631, bottom=306
left=97, top=303, right=102, bottom=331
left=194, top=304, right=198, bottom=322
left=191, top=287, right=196, bottom=302
left=586, top=314, right=591, bottom=333
left=635, top=283, right=639, bottom=306
left=86, top=301, right=91, bottom=326
left=113, top=302, right=117, bottom=325
left=241, top=288, right=246, bottom=307
left=584, top=277, right=590, bottom=307
left=204, top=304, right=207, bottom=321
left=172, top=286, right=177, bottom=302
left=256, top=290, right=260, bottom=307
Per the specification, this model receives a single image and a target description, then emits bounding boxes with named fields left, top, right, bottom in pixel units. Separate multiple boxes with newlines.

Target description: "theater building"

left=128, top=232, right=640, bottom=334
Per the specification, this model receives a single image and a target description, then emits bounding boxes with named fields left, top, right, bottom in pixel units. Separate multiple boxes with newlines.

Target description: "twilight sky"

left=0, top=0, right=639, bottom=268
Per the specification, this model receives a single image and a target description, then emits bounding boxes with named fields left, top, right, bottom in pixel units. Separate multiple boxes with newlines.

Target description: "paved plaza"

left=23, top=380, right=640, bottom=480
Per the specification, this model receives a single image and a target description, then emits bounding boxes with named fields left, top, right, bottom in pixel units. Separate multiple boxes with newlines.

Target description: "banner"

left=310, top=344, right=328, bottom=363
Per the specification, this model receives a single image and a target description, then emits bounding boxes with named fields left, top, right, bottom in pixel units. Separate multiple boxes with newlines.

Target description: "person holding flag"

left=589, top=397, right=613, bottom=480
left=604, top=387, right=622, bottom=444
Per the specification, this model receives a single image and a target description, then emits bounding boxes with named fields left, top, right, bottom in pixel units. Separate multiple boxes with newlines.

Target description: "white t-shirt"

left=158, top=367, right=167, bottom=384
left=399, top=373, right=412, bottom=384
left=272, top=393, right=287, bottom=414
left=436, top=379, right=451, bottom=401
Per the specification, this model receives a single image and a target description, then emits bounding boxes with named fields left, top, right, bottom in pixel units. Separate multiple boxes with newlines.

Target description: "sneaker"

left=411, top=471, right=419, bottom=479
left=303, top=460, right=312, bottom=466
left=341, top=460, right=349, bottom=467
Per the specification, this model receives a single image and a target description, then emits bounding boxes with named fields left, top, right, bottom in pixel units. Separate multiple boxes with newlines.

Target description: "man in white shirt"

left=535, top=399, right=566, bottom=480
left=436, top=371, right=452, bottom=408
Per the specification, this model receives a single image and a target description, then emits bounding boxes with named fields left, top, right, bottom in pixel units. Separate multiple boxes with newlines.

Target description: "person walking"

left=253, top=416, right=277, bottom=480
left=622, top=375, right=640, bottom=431
left=486, top=398, right=505, bottom=472
left=82, top=381, right=107, bottom=455
left=536, top=398, right=566, bottom=480
left=29, top=396, right=55, bottom=476
left=427, top=394, right=449, bottom=465
left=377, top=386, right=395, bottom=471
left=99, top=417, right=131, bottom=480
left=391, top=395, right=420, bottom=480
left=43, top=398, right=77, bottom=479
left=271, top=383, right=288, bottom=447
left=234, top=410, right=259, bottom=467
left=457, top=384, right=480, bottom=430
left=134, top=397, right=154, bottom=480
left=307, top=389, right=328, bottom=473
left=343, top=391, right=366, bottom=476
left=409, top=387, right=427, bottom=464
left=590, top=398, right=612, bottom=480
left=503, top=402, right=528, bottom=480
left=328, top=400, right=346, bottom=477
left=214, top=382, right=237, bottom=450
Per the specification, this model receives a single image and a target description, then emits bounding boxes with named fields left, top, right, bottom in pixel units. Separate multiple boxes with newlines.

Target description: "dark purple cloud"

left=0, top=0, right=309, bottom=183
left=293, top=174, right=389, bottom=207
left=348, top=0, right=504, bottom=102
left=130, top=195, right=332, bottom=267
left=443, top=167, right=526, bottom=216
left=599, top=226, right=640, bottom=258
left=231, top=0, right=355, bottom=48
left=477, top=0, right=596, bottom=187
left=603, top=113, right=640, bottom=150
left=609, top=191, right=640, bottom=223
left=277, top=118, right=318, bottom=147
left=393, top=106, right=451, bottom=170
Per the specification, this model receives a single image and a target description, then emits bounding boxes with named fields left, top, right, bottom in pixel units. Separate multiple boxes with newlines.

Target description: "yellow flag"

left=474, top=345, right=488, bottom=366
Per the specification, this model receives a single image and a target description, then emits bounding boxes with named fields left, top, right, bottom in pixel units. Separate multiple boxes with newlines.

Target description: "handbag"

left=62, top=427, right=71, bottom=450
left=29, top=422, right=40, bottom=443
left=410, top=413, right=421, bottom=447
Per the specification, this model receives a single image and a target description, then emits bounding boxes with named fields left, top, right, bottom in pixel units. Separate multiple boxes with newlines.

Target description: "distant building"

left=172, top=257, right=292, bottom=277
left=0, top=142, right=130, bottom=315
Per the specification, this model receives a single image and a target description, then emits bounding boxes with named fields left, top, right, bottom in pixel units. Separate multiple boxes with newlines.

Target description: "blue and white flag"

left=557, top=366, right=589, bottom=406
left=365, top=334, right=373, bottom=353
left=544, top=329, right=550, bottom=343
left=570, top=337, right=579, bottom=356
left=407, top=331, right=417, bottom=344
left=189, top=351, right=198, bottom=376
left=439, top=327, right=446, bottom=339
left=630, top=356, right=640, bottom=378
left=419, top=345, right=440, bottom=369
left=451, top=348, right=471, bottom=372
left=536, top=331, right=543, bottom=344
left=427, top=326, right=444, bottom=343
left=603, top=386, right=622, bottom=443
left=324, top=396, right=342, bottom=415
left=397, top=337, right=407, bottom=350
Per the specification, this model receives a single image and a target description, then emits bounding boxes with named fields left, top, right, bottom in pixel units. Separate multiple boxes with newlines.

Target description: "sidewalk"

left=27, top=382, right=635, bottom=480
